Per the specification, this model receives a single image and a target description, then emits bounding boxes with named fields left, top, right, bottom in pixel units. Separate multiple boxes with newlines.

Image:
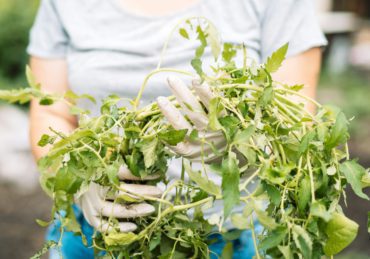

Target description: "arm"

left=272, top=47, right=323, bottom=113
left=29, top=56, right=77, bottom=160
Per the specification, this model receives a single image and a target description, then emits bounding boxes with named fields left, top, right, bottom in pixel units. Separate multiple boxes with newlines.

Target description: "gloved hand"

left=157, top=76, right=226, bottom=162
left=76, top=165, right=162, bottom=233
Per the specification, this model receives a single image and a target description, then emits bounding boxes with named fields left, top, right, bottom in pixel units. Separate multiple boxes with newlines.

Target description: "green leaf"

left=292, top=225, right=312, bottom=259
left=184, top=161, right=221, bottom=197
left=36, top=219, right=52, bottom=227
left=325, top=112, right=348, bottom=150
left=298, top=131, right=316, bottom=155
left=104, top=232, right=138, bottom=246
left=0, top=88, right=33, bottom=104
left=221, top=242, right=233, bottom=259
left=30, top=240, right=58, bottom=259
left=189, top=129, right=199, bottom=141
left=205, top=23, right=221, bottom=59
left=221, top=152, right=240, bottom=218
left=26, top=65, right=40, bottom=89
left=64, top=90, right=96, bottom=104
left=219, top=116, right=240, bottom=142
left=298, top=175, right=311, bottom=212
left=258, top=86, right=274, bottom=106
left=255, top=208, right=278, bottom=230
left=323, top=213, right=359, bottom=256
left=278, top=245, right=293, bottom=259
left=222, top=43, right=237, bottom=63
left=149, top=232, right=161, bottom=251
left=54, top=167, right=82, bottom=194
left=339, top=160, right=369, bottom=200
left=263, top=182, right=281, bottom=206
left=39, top=97, right=54, bottom=105
left=191, top=58, right=203, bottom=76
left=259, top=226, right=287, bottom=250
left=265, top=43, right=289, bottom=73
left=38, top=134, right=56, bottom=147
left=179, top=28, right=189, bottom=39
left=158, top=128, right=187, bottom=146
left=208, top=97, right=224, bottom=131
left=106, top=163, right=120, bottom=186
left=290, top=84, right=304, bottom=91
left=230, top=213, right=250, bottom=230
left=310, top=201, right=331, bottom=222
left=235, top=145, right=256, bottom=165
left=232, top=126, right=255, bottom=145
left=262, top=164, right=294, bottom=185
left=140, top=138, right=158, bottom=168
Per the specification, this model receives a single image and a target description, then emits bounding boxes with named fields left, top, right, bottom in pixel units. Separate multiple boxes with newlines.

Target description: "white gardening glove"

left=157, top=76, right=226, bottom=162
left=76, top=165, right=162, bottom=233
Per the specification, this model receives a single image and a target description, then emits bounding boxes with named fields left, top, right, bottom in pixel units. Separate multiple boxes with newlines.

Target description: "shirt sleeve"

left=260, top=0, right=327, bottom=61
left=27, top=0, right=68, bottom=58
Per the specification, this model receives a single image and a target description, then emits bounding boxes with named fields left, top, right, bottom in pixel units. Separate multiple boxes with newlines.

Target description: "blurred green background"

left=0, top=0, right=39, bottom=89
left=0, top=0, right=369, bottom=258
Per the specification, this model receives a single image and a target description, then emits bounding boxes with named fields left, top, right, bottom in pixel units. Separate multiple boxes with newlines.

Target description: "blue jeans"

left=48, top=205, right=260, bottom=259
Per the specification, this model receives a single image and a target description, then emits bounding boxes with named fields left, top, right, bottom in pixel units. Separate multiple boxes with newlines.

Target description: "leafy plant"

left=1, top=18, right=369, bottom=258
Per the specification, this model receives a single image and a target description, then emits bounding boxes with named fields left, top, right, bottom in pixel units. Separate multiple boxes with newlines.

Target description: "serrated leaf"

left=262, top=164, right=294, bottom=185
left=106, top=163, right=120, bottom=186
left=158, top=128, right=187, bottom=146
left=325, top=112, right=348, bottom=150
left=191, top=58, right=203, bottom=76
left=208, top=97, right=224, bottom=131
left=259, top=226, right=287, bottom=250
left=278, top=245, right=293, bottom=259
left=258, top=86, right=273, bottom=106
left=54, top=167, right=82, bottom=194
left=235, top=145, right=256, bottom=165
left=298, top=175, right=311, bottom=212
left=30, top=240, right=58, bottom=259
left=324, top=213, right=358, bottom=256
left=232, top=125, right=255, bottom=145
left=265, top=43, right=289, bottom=73
left=292, top=225, right=312, bottom=259
left=184, top=161, right=221, bottom=197
left=231, top=213, right=250, bottom=230
left=140, top=138, right=158, bottom=168
left=221, top=152, right=240, bottom=218
left=339, top=160, right=369, bottom=200
left=298, top=131, right=316, bottom=155
left=255, top=207, right=278, bottom=230
left=263, top=182, right=281, bottom=206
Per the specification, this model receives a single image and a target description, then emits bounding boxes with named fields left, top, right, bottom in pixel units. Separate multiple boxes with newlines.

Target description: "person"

left=28, top=0, right=327, bottom=258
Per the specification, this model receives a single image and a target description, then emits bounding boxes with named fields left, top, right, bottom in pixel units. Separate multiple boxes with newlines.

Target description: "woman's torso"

left=55, top=0, right=263, bottom=114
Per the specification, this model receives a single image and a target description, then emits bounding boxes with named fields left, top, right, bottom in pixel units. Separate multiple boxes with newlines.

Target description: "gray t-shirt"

left=28, top=0, right=327, bottom=221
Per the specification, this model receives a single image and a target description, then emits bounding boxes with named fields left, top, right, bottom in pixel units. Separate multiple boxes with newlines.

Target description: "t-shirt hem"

left=27, top=46, right=66, bottom=59
left=287, top=38, right=328, bottom=58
